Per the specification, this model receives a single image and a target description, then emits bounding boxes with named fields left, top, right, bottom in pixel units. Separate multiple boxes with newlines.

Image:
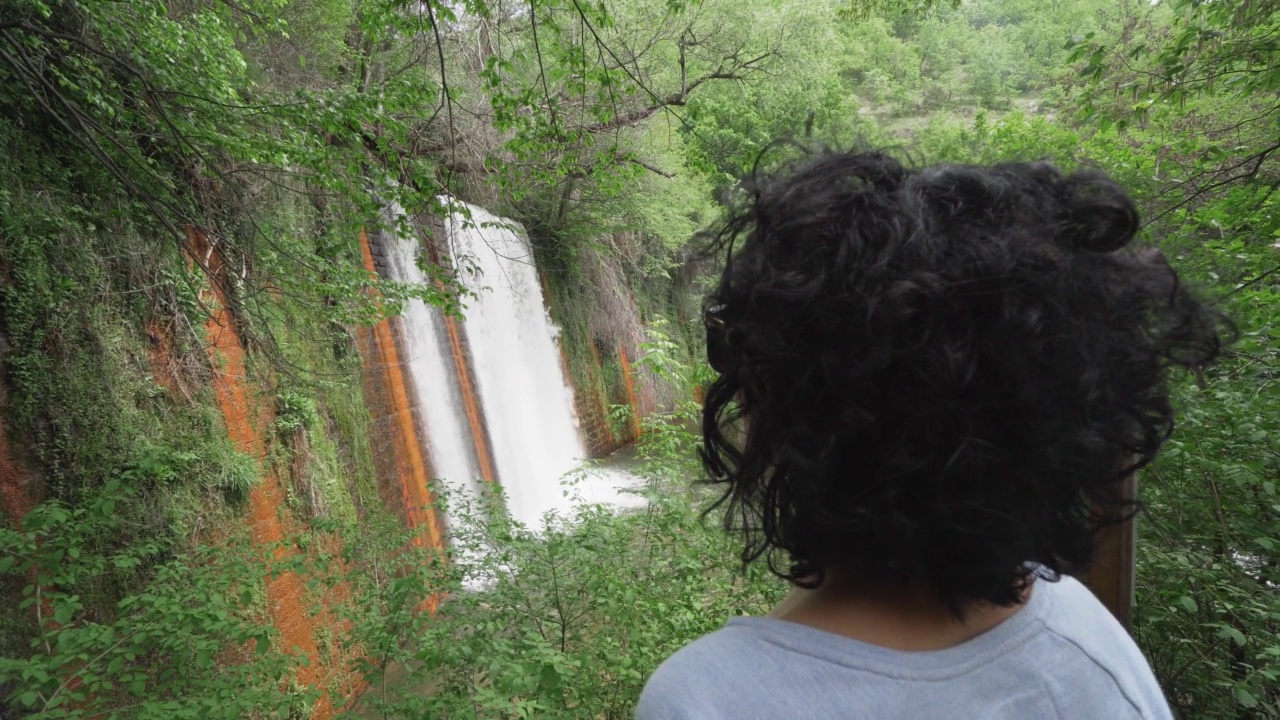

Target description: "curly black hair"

left=700, top=149, right=1230, bottom=612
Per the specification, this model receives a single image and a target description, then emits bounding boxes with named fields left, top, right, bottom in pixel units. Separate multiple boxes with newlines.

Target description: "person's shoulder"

left=1034, top=576, right=1172, bottom=719
left=1036, top=575, right=1143, bottom=660
left=636, top=622, right=769, bottom=720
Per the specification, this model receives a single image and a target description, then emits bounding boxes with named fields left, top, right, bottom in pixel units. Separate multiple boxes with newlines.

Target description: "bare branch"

left=628, top=157, right=674, bottom=178
left=425, top=1, right=458, bottom=168
left=581, top=55, right=768, bottom=134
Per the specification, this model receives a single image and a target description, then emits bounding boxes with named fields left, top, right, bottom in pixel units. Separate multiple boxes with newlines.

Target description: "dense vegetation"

left=1, top=0, right=1278, bottom=717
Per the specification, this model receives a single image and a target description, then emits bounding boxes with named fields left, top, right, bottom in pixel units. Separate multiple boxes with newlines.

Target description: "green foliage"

left=0, top=57, right=383, bottom=709
left=277, top=390, right=321, bottom=434
left=1133, top=192, right=1280, bottom=718
left=632, top=317, right=688, bottom=389
left=318, top=511, right=450, bottom=715
left=0, top=0, right=472, bottom=340
left=825, top=0, right=1117, bottom=125
left=348, top=383, right=783, bottom=719
left=679, top=1, right=861, bottom=179
left=1063, top=8, right=1280, bottom=709
left=0, top=481, right=300, bottom=718
left=963, top=24, right=1024, bottom=109
left=205, top=444, right=261, bottom=506
left=1138, top=377, right=1280, bottom=718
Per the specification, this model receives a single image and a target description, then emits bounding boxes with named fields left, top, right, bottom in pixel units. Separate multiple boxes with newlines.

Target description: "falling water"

left=443, top=200, right=642, bottom=529
left=375, top=204, right=487, bottom=526
left=373, top=197, right=643, bottom=534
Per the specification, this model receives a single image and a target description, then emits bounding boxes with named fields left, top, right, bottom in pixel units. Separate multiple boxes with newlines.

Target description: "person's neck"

left=769, top=573, right=1032, bottom=652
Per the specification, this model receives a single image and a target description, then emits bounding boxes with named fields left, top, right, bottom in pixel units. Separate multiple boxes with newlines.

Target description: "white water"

left=375, top=204, right=487, bottom=527
left=442, top=200, right=642, bottom=528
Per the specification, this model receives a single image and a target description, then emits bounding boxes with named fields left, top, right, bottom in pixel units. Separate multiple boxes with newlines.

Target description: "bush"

left=350, top=397, right=785, bottom=719
left=0, top=481, right=302, bottom=718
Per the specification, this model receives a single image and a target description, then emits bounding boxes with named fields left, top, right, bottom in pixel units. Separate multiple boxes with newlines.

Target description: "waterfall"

left=442, top=202, right=599, bottom=529
left=375, top=204, right=487, bottom=526
left=374, top=198, right=643, bottom=537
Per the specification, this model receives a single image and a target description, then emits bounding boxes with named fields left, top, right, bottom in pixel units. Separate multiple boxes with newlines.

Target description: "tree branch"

left=582, top=68, right=751, bottom=133
left=628, top=157, right=674, bottom=178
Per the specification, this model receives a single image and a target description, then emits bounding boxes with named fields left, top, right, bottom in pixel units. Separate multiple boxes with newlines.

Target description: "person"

left=636, top=150, right=1229, bottom=719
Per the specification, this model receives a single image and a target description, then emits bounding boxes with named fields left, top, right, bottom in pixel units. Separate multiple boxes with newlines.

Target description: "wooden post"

left=1079, top=473, right=1137, bottom=628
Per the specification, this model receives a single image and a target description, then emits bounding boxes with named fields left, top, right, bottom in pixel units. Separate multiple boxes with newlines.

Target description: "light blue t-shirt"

left=636, top=576, right=1172, bottom=719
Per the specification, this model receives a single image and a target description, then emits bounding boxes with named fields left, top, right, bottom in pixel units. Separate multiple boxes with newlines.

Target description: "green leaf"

left=1218, top=624, right=1247, bottom=647
left=1178, top=596, right=1198, bottom=613
left=1235, top=686, right=1258, bottom=708
left=539, top=663, right=561, bottom=690
left=1223, top=622, right=1244, bottom=645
